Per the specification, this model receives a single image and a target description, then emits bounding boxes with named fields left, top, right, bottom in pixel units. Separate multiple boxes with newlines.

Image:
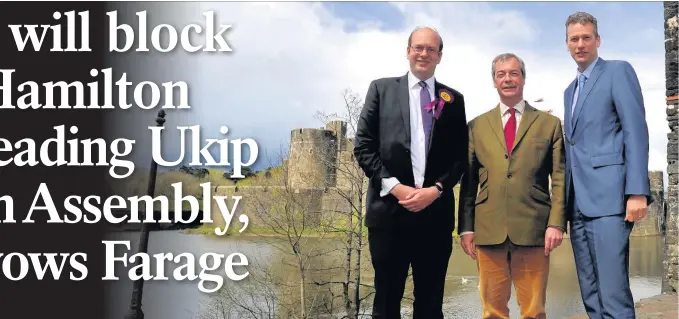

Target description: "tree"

left=224, top=167, right=256, bottom=182
left=313, top=88, right=371, bottom=318
left=199, top=148, right=342, bottom=319
left=198, top=89, right=372, bottom=319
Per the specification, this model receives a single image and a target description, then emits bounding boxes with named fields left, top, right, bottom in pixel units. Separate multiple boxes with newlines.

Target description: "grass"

left=187, top=215, right=461, bottom=240
left=184, top=222, right=354, bottom=238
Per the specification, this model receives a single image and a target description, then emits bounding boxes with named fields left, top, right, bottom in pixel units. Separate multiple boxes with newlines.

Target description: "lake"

left=103, top=230, right=665, bottom=319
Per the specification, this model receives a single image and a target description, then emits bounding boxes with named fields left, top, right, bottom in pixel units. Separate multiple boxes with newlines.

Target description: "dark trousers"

left=368, top=212, right=453, bottom=319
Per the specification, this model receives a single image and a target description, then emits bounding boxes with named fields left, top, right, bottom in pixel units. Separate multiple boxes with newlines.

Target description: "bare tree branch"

left=200, top=88, right=372, bottom=319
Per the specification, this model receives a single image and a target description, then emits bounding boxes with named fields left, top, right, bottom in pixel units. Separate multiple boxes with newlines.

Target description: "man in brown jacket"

left=458, top=53, right=566, bottom=319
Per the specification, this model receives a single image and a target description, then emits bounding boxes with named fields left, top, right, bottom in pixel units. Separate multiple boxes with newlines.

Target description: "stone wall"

left=286, top=121, right=358, bottom=191
left=287, top=128, right=338, bottom=189
left=335, top=140, right=360, bottom=190
left=663, top=0, right=678, bottom=294
left=203, top=119, right=367, bottom=234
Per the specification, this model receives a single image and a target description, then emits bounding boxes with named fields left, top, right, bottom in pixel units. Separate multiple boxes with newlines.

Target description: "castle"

left=210, top=120, right=363, bottom=230
left=286, top=120, right=358, bottom=191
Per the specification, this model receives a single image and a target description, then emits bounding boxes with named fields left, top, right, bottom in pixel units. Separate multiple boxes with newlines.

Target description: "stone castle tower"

left=287, top=126, right=338, bottom=189
left=285, top=120, right=362, bottom=224
left=286, top=120, right=357, bottom=191
left=210, top=120, right=362, bottom=230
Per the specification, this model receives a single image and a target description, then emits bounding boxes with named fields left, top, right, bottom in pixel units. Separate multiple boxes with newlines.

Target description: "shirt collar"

left=408, top=71, right=435, bottom=90
left=577, top=56, right=599, bottom=80
left=500, top=100, right=526, bottom=115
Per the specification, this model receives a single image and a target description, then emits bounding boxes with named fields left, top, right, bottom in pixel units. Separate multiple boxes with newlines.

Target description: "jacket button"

left=507, top=174, right=512, bottom=179
left=504, top=154, right=509, bottom=159
left=570, top=141, right=575, bottom=146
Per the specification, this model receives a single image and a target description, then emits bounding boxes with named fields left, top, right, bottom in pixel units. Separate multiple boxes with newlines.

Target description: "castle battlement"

left=286, top=120, right=355, bottom=190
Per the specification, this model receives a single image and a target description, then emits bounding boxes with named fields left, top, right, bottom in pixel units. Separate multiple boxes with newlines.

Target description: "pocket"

left=475, top=188, right=488, bottom=205
left=590, top=152, right=624, bottom=168
left=479, top=169, right=488, bottom=188
left=532, top=137, right=549, bottom=147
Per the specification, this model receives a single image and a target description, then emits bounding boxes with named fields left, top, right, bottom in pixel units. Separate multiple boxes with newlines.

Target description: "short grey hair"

left=491, top=53, right=526, bottom=79
left=566, top=11, right=599, bottom=37
left=408, top=26, right=444, bottom=52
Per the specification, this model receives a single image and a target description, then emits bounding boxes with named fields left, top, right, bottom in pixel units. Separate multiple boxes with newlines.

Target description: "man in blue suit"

left=563, top=12, right=651, bottom=319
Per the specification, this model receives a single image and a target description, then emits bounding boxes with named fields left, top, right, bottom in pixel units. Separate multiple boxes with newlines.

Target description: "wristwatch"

left=434, top=183, right=443, bottom=197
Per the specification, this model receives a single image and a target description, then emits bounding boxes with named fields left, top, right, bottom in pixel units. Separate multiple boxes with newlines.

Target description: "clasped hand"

left=392, top=184, right=439, bottom=212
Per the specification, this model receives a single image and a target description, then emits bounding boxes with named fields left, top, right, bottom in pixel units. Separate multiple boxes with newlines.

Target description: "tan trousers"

left=477, top=239, right=550, bottom=319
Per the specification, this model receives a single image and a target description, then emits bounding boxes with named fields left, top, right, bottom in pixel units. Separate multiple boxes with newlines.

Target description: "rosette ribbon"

left=425, top=99, right=445, bottom=119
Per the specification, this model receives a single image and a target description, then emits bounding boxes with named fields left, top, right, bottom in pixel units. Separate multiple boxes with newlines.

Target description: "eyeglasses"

left=410, top=45, right=439, bottom=54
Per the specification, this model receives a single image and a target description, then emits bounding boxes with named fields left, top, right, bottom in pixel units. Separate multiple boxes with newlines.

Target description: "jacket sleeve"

left=611, top=61, right=651, bottom=202
left=435, top=93, right=469, bottom=190
left=353, top=80, right=394, bottom=189
left=457, top=122, right=478, bottom=234
left=548, top=118, right=567, bottom=231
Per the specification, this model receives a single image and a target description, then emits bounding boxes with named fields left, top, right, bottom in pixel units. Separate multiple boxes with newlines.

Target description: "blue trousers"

left=570, top=198, right=636, bottom=319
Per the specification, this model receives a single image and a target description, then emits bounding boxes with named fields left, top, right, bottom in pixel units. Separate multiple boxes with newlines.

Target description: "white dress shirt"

left=460, top=100, right=525, bottom=236
left=500, top=100, right=525, bottom=134
left=380, top=71, right=436, bottom=196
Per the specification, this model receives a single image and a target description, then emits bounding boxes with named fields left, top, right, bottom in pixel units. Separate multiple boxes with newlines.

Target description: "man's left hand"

left=398, top=186, right=439, bottom=212
left=544, top=227, right=563, bottom=256
left=625, top=195, right=648, bottom=222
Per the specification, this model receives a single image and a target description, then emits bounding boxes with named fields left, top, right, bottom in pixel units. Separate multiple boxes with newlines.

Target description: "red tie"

left=504, top=108, right=516, bottom=156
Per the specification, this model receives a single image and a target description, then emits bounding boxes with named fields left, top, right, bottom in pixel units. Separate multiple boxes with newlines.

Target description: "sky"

left=106, top=1, right=670, bottom=185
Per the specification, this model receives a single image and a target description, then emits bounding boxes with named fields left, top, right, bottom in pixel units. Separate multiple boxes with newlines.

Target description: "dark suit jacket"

left=458, top=103, right=566, bottom=246
left=353, top=73, right=468, bottom=231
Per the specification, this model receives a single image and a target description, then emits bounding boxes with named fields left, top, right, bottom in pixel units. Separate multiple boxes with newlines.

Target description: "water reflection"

left=103, top=232, right=664, bottom=319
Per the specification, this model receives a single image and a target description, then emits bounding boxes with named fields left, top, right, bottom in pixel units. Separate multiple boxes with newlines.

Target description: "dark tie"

left=504, top=108, right=516, bottom=156
left=419, top=81, right=433, bottom=152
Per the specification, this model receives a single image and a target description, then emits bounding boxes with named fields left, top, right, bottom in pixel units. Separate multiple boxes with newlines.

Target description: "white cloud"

left=106, top=2, right=668, bottom=178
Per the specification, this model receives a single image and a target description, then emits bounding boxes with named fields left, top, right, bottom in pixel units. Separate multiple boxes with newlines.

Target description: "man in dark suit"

left=353, top=26, right=468, bottom=318
left=563, top=12, right=651, bottom=319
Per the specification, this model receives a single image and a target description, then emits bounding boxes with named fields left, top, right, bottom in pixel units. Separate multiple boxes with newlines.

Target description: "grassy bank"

left=184, top=223, right=358, bottom=238
left=185, top=222, right=460, bottom=240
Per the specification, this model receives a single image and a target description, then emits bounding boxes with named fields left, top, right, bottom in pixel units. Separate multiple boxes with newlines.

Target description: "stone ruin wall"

left=209, top=120, right=361, bottom=230
left=632, top=171, right=666, bottom=236
left=335, top=138, right=359, bottom=191
left=287, top=128, right=338, bottom=190
left=663, top=0, right=678, bottom=294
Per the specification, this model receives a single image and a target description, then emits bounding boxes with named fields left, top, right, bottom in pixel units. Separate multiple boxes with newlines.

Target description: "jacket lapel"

left=426, top=81, right=445, bottom=156
left=397, top=73, right=411, bottom=145
left=486, top=105, right=507, bottom=154
left=513, top=103, right=539, bottom=150
left=564, top=80, right=576, bottom=140
left=570, top=58, right=606, bottom=135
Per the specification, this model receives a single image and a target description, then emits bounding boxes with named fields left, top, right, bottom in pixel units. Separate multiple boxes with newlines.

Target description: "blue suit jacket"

left=563, top=58, right=651, bottom=218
